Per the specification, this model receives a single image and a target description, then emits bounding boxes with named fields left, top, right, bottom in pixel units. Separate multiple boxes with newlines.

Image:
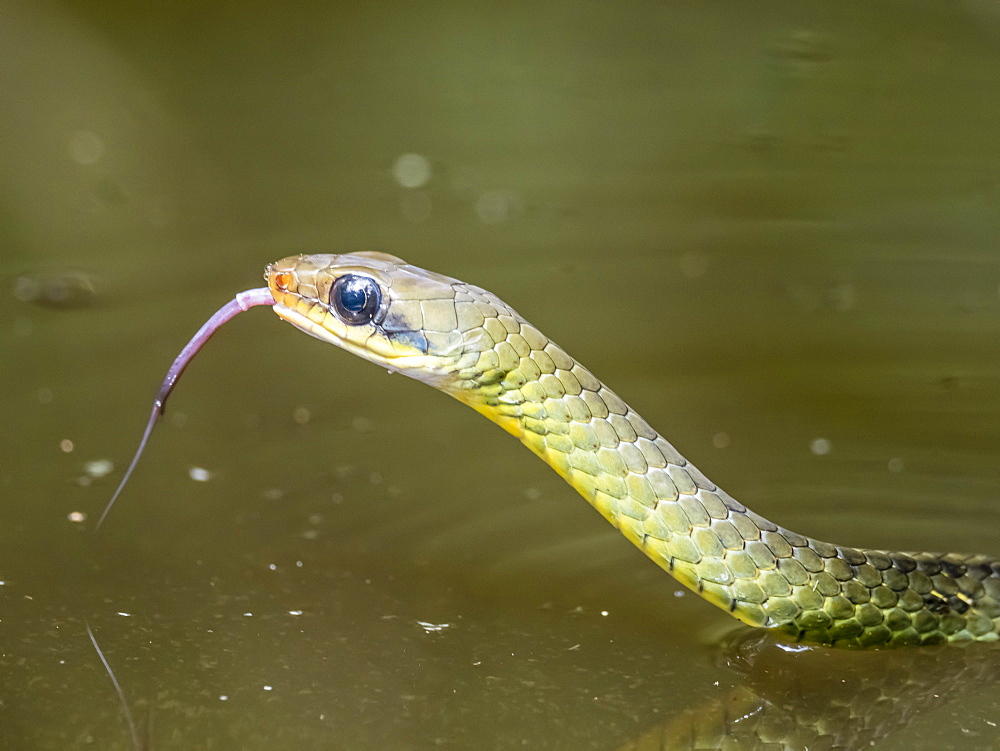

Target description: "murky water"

left=2, top=1, right=1000, bottom=748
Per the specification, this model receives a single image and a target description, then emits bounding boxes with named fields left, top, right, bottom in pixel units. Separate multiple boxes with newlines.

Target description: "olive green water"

left=3, top=1, right=1000, bottom=748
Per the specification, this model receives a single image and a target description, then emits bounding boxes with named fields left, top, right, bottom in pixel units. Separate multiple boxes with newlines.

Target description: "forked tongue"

left=96, top=287, right=275, bottom=530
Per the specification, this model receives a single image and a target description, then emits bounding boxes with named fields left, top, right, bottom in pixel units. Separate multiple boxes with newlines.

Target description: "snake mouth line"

left=272, top=302, right=344, bottom=347
left=271, top=302, right=431, bottom=373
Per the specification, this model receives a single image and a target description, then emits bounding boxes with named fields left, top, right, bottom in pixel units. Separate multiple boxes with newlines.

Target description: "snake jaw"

left=270, top=302, right=460, bottom=387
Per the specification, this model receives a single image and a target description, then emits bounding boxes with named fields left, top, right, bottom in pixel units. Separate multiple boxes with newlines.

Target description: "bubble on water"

left=189, top=467, right=212, bottom=482
left=68, top=511, right=87, bottom=523
left=60, top=439, right=74, bottom=453
left=84, top=459, right=114, bottom=478
left=810, top=438, right=831, bottom=456
left=393, top=153, right=432, bottom=188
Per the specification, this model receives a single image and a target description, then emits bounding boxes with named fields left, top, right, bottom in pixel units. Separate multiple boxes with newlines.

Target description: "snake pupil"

left=332, top=274, right=381, bottom=325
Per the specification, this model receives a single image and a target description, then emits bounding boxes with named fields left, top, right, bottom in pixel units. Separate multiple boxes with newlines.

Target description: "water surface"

left=2, top=1, right=1000, bottom=748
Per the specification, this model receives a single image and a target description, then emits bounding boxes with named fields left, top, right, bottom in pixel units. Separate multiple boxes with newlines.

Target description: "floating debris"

left=189, top=467, right=212, bottom=482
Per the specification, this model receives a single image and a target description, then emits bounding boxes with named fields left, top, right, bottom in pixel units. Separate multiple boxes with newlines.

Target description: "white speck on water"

left=67, top=511, right=86, bottom=523
left=189, top=467, right=212, bottom=482
left=776, top=642, right=813, bottom=653
left=117, top=612, right=131, bottom=617
left=393, top=153, right=432, bottom=188
left=418, top=621, right=450, bottom=633
left=600, top=610, right=609, bottom=617
left=295, top=561, right=303, bottom=567
left=262, top=685, right=273, bottom=692
left=288, top=610, right=303, bottom=616
left=268, top=564, right=277, bottom=571
left=84, top=459, right=114, bottom=478
left=60, top=439, right=74, bottom=453
left=810, top=438, right=831, bottom=456
left=219, top=695, right=228, bottom=701
left=243, top=612, right=253, bottom=617
left=674, top=590, right=685, bottom=597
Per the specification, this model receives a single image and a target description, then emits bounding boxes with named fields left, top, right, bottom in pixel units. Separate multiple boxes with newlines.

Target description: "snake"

left=107, top=252, right=1000, bottom=648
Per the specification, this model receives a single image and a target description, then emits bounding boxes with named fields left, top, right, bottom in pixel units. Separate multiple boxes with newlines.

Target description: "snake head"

left=266, top=252, right=502, bottom=392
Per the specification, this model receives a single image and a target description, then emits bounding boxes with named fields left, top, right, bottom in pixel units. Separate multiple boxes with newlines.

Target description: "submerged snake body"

left=266, top=252, right=1000, bottom=647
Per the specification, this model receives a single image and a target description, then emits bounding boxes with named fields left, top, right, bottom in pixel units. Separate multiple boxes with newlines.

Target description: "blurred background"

left=2, top=1, right=999, bottom=748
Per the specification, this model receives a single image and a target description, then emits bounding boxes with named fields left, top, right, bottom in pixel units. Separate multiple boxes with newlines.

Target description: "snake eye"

left=331, top=274, right=382, bottom=325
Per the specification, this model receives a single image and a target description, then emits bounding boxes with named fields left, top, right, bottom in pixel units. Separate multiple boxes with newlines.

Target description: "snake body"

left=266, top=252, right=1000, bottom=647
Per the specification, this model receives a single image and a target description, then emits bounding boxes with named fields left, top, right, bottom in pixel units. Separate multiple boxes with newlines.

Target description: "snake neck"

left=442, top=290, right=1000, bottom=647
